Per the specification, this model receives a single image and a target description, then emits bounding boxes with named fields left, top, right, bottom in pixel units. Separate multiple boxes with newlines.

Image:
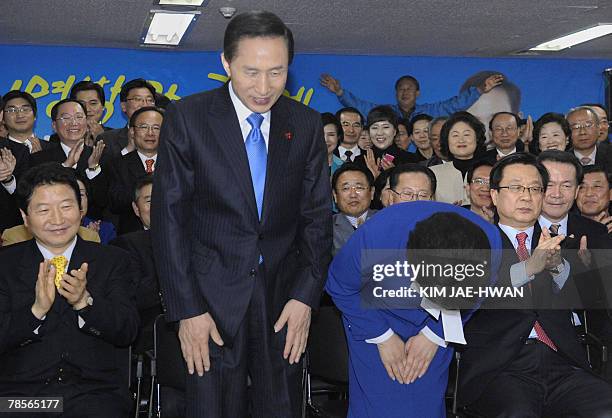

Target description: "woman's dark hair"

left=440, top=111, right=487, bottom=159
left=367, top=105, right=398, bottom=130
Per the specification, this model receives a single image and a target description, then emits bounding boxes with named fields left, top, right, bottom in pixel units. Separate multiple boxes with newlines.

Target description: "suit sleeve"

left=77, top=252, right=139, bottom=347
left=151, top=102, right=207, bottom=321
left=288, top=114, right=333, bottom=309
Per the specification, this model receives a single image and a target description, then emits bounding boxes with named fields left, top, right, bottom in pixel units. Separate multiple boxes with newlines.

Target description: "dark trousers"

left=185, top=267, right=303, bottom=418
left=468, top=341, right=612, bottom=418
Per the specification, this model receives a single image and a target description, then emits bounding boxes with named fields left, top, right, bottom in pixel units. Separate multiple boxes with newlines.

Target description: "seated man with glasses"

left=97, top=78, right=157, bottom=162
left=108, top=106, right=162, bottom=235
left=388, top=163, right=436, bottom=205
left=458, top=152, right=612, bottom=418
left=2, top=90, right=53, bottom=154
left=331, top=163, right=376, bottom=255
left=568, top=106, right=612, bottom=175
left=463, top=160, right=494, bottom=222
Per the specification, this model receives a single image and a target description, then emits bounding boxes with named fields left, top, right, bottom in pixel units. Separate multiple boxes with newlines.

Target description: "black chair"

left=304, top=305, right=349, bottom=418
left=151, top=314, right=186, bottom=418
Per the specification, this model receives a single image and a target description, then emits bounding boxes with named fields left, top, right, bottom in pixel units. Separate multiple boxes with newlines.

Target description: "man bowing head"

left=152, top=10, right=332, bottom=418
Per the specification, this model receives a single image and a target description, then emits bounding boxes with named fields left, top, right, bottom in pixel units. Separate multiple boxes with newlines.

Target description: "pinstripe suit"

left=151, top=84, right=332, bottom=417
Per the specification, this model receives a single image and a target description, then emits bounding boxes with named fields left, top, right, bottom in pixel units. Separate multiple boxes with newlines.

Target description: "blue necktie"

left=246, top=113, right=267, bottom=219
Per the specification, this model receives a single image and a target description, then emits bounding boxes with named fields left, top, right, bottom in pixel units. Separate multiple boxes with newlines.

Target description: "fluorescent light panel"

left=530, top=24, right=612, bottom=51
left=143, top=11, right=198, bottom=46
left=158, top=0, right=206, bottom=5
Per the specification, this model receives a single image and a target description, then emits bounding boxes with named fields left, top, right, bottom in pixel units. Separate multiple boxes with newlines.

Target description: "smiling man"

left=152, top=11, right=332, bottom=418
left=0, top=163, right=138, bottom=417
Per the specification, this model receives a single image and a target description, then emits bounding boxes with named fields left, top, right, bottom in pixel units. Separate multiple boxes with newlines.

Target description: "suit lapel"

left=127, top=152, right=145, bottom=178
left=208, top=85, right=258, bottom=219
left=262, top=98, right=292, bottom=224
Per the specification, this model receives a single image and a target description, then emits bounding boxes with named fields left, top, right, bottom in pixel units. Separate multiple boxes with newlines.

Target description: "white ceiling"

left=1, top=0, right=612, bottom=58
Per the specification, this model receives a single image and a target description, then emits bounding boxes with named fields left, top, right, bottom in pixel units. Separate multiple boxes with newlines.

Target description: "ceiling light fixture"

left=530, top=24, right=612, bottom=51
left=141, top=10, right=200, bottom=46
left=157, top=0, right=207, bottom=6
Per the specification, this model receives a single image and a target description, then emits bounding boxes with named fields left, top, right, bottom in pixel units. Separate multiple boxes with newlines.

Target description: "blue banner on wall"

left=1, top=44, right=611, bottom=137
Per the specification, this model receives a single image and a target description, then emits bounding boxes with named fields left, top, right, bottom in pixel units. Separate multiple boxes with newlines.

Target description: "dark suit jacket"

left=457, top=223, right=590, bottom=407
left=0, top=137, right=30, bottom=233
left=29, top=143, right=109, bottom=219
left=0, top=237, right=139, bottom=396
left=108, top=151, right=147, bottom=234
left=99, top=126, right=129, bottom=164
left=481, top=141, right=526, bottom=165
left=333, top=209, right=377, bottom=256
left=151, top=84, right=332, bottom=344
left=110, top=230, right=162, bottom=352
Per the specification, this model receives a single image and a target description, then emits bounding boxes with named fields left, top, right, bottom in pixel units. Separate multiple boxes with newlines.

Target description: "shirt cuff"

left=1, top=176, right=16, bottom=194
left=421, top=326, right=448, bottom=348
left=551, top=259, right=570, bottom=291
left=33, top=315, right=46, bottom=335
left=120, top=147, right=129, bottom=156
left=78, top=315, right=85, bottom=329
left=365, top=328, right=394, bottom=344
left=85, top=166, right=101, bottom=179
left=510, top=261, right=534, bottom=288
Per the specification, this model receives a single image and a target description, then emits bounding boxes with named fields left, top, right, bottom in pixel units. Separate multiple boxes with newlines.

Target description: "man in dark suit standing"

left=568, top=106, right=612, bottom=174
left=458, top=153, right=612, bottom=417
left=152, top=11, right=332, bottom=418
left=108, top=106, right=161, bottom=234
left=0, top=95, right=31, bottom=234
left=0, top=164, right=138, bottom=417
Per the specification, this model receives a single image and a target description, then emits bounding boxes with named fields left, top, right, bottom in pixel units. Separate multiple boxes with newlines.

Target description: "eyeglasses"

left=134, top=124, right=161, bottom=133
left=391, top=189, right=431, bottom=200
left=127, top=97, right=155, bottom=105
left=569, top=122, right=597, bottom=131
left=471, top=178, right=490, bottom=187
left=497, top=184, right=544, bottom=195
left=56, top=114, right=86, bottom=124
left=5, top=106, right=33, bottom=114
left=338, top=185, right=368, bottom=194
left=492, top=126, right=517, bottom=135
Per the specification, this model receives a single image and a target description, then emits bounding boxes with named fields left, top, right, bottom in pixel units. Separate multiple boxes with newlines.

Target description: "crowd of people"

left=1, top=8, right=612, bottom=418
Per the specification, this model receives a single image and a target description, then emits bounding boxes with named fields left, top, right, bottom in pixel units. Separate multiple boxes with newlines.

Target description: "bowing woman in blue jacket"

left=325, top=201, right=502, bottom=418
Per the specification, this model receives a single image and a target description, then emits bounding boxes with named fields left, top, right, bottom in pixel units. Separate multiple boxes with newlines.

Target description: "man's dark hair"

left=537, top=150, right=583, bottom=185
left=439, top=111, right=487, bottom=159
left=50, top=98, right=86, bottom=121
left=134, top=174, right=154, bottom=202
left=582, top=164, right=612, bottom=189
left=466, top=160, right=493, bottom=184
left=129, top=106, right=165, bottom=128
left=406, top=212, right=491, bottom=309
left=223, top=11, right=294, bottom=65
left=119, top=78, right=156, bottom=103
left=460, top=70, right=521, bottom=112
left=155, top=93, right=171, bottom=109
left=407, top=114, right=433, bottom=136
left=2, top=90, right=37, bottom=117
left=395, top=75, right=420, bottom=92
left=489, top=111, right=522, bottom=130
left=321, top=112, right=343, bottom=144
left=367, top=105, right=398, bottom=130
left=335, top=107, right=363, bottom=126
left=490, top=152, right=549, bottom=191
left=389, top=163, right=436, bottom=195
left=331, top=162, right=374, bottom=191
left=532, top=112, right=571, bottom=153
left=16, top=163, right=81, bottom=213
left=69, top=80, right=106, bottom=104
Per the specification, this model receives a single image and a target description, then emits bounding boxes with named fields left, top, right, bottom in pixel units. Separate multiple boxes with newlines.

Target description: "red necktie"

left=515, top=232, right=558, bottom=351
left=145, top=159, right=154, bottom=174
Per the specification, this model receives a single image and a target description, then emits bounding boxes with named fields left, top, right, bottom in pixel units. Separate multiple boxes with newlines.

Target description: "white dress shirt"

left=228, top=81, right=271, bottom=148
left=338, top=145, right=361, bottom=162
left=574, top=147, right=597, bottom=165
